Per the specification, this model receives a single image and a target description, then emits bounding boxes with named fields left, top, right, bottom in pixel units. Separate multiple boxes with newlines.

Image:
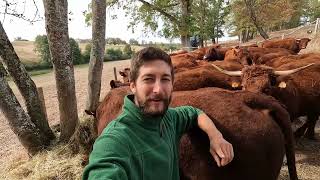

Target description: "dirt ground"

left=0, top=60, right=131, bottom=168
left=0, top=59, right=319, bottom=179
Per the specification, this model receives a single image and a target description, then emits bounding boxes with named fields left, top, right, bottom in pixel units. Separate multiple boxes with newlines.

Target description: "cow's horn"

left=274, top=63, right=315, bottom=76
left=211, top=64, right=242, bottom=76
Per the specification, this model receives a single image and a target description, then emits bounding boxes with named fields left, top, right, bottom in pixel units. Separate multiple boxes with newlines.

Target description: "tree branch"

left=137, top=0, right=178, bottom=24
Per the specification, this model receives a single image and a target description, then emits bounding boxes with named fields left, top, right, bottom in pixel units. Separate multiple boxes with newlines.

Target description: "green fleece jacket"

left=82, top=94, right=203, bottom=180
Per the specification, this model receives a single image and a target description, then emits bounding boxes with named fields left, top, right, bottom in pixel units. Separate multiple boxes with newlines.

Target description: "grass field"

left=12, top=41, right=145, bottom=65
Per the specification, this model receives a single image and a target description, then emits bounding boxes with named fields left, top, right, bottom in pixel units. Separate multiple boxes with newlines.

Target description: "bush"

left=69, top=38, right=82, bottom=65
left=34, top=35, right=84, bottom=66
left=105, top=48, right=124, bottom=61
left=123, top=44, right=133, bottom=58
left=82, top=43, right=92, bottom=63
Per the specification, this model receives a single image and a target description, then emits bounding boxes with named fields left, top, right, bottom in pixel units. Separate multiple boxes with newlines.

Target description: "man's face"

left=130, top=60, right=173, bottom=117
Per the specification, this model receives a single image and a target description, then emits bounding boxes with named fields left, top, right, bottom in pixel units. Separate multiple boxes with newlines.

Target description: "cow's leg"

left=294, top=121, right=308, bottom=139
left=304, top=114, right=319, bottom=140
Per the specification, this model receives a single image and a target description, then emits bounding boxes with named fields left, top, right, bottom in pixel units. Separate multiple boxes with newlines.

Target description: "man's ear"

left=130, top=82, right=136, bottom=93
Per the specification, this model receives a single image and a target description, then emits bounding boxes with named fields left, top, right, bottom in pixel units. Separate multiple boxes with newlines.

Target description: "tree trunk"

left=85, top=0, right=106, bottom=113
left=0, top=22, right=55, bottom=143
left=180, top=0, right=191, bottom=48
left=43, top=0, right=79, bottom=142
left=0, top=62, right=45, bottom=155
left=244, top=0, right=269, bottom=39
left=181, top=35, right=190, bottom=49
left=255, top=25, right=269, bottom=39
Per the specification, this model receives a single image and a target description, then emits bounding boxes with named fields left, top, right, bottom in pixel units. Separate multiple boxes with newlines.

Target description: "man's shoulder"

left=101, top=115, right=131, bottom=139
left=95, top=116, right=133, bottom=154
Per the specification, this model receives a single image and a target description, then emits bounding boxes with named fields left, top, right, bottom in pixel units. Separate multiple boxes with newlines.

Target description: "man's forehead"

left=138, top=60, right=172, bottom=76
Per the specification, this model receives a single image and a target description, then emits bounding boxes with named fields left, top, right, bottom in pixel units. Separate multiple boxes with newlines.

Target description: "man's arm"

left=198, top=113, right=234, bottom=167
left=82, top=133, right=130, bottom=180
left=173, top=106, right=234, bottom=167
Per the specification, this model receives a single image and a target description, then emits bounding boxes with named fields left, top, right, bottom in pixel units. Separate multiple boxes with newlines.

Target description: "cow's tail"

left=246, top=96, right=298, bottom=180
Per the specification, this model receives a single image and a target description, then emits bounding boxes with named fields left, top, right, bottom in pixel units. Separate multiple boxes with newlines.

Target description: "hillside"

left=11, top=41, right=145, bottom=65
left=221, top=24, right=320, bottom=53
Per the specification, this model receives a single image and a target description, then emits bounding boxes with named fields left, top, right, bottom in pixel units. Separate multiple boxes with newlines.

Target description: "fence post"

left=113, top=67, right=117, bottom=81
left=37, top=87, right=48, bottom=122
left=315, top=18, right=320, bottom=35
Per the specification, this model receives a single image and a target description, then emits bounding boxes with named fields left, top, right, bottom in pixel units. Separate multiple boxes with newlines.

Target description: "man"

left=83, top=47, right=234, bottom=180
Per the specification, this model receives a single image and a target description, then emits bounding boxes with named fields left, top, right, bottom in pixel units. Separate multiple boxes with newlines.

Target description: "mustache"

left=147, top=95, right=166, bottom=101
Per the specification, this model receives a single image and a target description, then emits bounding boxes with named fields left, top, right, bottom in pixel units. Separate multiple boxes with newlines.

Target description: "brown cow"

left=171, top=53, right=199, bottom=70
left=119, top=67, right=130, bottom=83
left=173, top=63, right=241, bottom=91
left=113, top=62, right=241, bottom=91
left=262, top=53, right=320, bottom=68
left=212, top=63, right=320, bottom=139
left=169, top=49, right=188, bottom=56
left=203, top=46, right=232, bottom=61
left=94, top=87, right=297, bottom=180
left=261, top=38, right=311, bottom=54
left=229, top=47, right=295, bottom=65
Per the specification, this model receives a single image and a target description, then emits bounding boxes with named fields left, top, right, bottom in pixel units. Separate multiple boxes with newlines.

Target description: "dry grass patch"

left=1, top=145, right=84, bottom=180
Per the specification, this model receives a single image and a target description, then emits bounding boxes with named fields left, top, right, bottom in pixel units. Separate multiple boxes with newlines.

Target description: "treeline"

left=85, top=0, right=320, bottom=45
left=29, top=35, right=137, bottom=71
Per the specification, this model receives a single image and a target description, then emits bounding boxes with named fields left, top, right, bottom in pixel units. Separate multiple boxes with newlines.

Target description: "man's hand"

left=209, top=135, right=234, bottom=167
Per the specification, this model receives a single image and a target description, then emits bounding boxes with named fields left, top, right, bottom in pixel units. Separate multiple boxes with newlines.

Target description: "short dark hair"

left=130, top=47, right=174, bottom=82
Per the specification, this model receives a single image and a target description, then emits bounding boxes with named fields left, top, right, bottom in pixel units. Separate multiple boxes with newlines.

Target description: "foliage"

left=129, top=38, right=139, bottom=45
left=123, top=44, right=133, bottom=57
left=34, top=35, right=83, bottom=66
left=82, top=43, right=92, bottom=63
left=34, top=35, right=51, bottom=66
left=69, top=38, right=82, bottom=65
left=105, top=48, right=124, bottom=60
left=106, top=37, right=127, bottom=45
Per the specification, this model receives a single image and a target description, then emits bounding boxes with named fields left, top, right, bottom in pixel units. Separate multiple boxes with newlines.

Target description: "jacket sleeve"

left=82, top=133, right=130, bottom=180
left=173, top=106, right=203, bottom=139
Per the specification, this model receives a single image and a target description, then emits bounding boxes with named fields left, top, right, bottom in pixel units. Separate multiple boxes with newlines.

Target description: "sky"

left=1, top=0, right=236, bottom=43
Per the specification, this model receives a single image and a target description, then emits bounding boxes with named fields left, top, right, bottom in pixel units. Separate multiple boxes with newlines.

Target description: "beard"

left=136, top=94, right=171, bottom=117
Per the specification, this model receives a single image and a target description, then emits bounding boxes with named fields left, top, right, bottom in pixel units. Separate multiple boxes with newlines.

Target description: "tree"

left=69, top=38, right=82, bottom=65
left=192, top=0, right=229, bottom=46
left=230, top=0, right=297, bottom=40
left=85, top=0, right=106, bottom=114
left=43, top=0, right=79, bottom=142
left=85, top=0, right=194, bottom=47
left=0, top=61, right=45, bottom=155
left=82, top=43, right=92, bottom=63
left=34, top=35, right=83, bottom=66
left=123, top=44, right=133, bottom=58
left=0, top=20, right=55, bottom=155
left=129, top=38, right=139, bottom=45
left=34, top=35, right=51, bottom=65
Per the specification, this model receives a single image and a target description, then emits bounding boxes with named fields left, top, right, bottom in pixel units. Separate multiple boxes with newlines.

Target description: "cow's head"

left=234, top=47, right=254, bottom=65
left=203, top=45, right=221, bottom=60
left=119, top=68, right=130, bottom=82
left=211, top=63, right=314, bottom=93
left=296, top=38, right=311, bottom=49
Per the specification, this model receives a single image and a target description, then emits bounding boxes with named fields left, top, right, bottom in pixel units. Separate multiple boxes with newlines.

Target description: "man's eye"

left=143, top=78, right=153, bottom=81
left=162, top=78, right=171, bottom=82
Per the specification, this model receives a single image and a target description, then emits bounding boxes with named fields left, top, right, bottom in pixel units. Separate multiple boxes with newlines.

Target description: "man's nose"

left=153, top=80, right=162, bottom=93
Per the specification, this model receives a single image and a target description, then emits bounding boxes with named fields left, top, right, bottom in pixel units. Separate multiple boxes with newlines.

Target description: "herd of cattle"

left=87, top=37, right=320, bottom=180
